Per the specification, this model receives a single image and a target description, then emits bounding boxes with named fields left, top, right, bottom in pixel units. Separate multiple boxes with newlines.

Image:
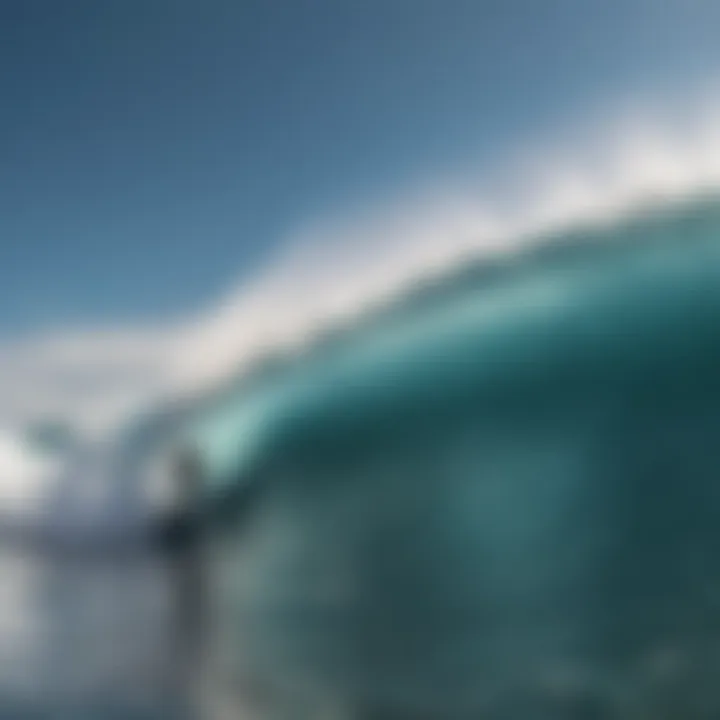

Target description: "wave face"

left=197, top=196, right=720, bottom=719
left=189, top=194, right=720, bottom=489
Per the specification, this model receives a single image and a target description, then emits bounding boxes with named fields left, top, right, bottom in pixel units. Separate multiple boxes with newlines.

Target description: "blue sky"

left=4, top=1, right=720, bottom=338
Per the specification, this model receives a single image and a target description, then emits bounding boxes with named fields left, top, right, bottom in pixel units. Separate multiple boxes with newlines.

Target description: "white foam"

left=0, top=430, right=62, bottom=519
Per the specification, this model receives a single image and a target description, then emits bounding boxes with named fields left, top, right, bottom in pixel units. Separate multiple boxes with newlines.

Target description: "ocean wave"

left=4, top=92, right=720, bottom=438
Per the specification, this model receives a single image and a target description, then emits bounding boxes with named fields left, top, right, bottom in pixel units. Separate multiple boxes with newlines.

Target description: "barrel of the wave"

left=191, top=200, right=720, bottom=718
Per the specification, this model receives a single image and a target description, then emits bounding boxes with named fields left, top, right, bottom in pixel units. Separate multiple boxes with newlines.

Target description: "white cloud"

left=0, top=328, right=181, bottom=437
left=3, top=90, right=720, bottom=441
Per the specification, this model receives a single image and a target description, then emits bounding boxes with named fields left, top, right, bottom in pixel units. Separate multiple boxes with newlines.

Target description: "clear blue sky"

left=3, top=0, right=720, bottom=337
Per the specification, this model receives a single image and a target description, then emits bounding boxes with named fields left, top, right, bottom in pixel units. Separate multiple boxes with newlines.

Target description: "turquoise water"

left=194, top=196, right=720, bottom=718
left=191, top=195, right=720, bottom=502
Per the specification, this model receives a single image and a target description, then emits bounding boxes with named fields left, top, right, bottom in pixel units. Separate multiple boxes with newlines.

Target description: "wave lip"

left=171, top=95, right=720, bottom=393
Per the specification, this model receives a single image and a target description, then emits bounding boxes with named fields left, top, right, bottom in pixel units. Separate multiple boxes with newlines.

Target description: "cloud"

left=3, top=90, right=720, bottom=440
left=0, top=328, right=181, bottom=437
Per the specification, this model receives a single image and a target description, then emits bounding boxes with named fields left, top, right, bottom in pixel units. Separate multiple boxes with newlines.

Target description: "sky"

left=3, top=0, right=720, bottom=335
left=4, top=0, right=720, bottom=438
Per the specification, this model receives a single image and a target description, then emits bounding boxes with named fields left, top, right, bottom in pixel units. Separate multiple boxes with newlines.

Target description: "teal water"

left=3, top=196, right=720, bottom=718
left=194, top=196, right=720, bottom=718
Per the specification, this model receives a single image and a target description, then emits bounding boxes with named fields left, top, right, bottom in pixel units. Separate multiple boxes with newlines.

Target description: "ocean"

left=2, top=195, right=720, bottom=719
